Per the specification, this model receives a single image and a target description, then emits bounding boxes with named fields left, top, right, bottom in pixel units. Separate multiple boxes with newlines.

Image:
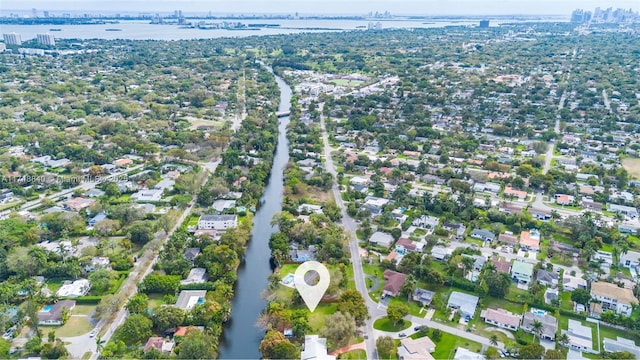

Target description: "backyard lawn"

left=309, top=303, right=337, bottom=332
left=72, top=305, right=96, bottom=316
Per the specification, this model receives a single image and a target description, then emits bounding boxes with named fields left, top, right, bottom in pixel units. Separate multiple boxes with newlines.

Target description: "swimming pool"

left=282, top=274, right=295, bottom=285
left=531, top=309, right=546, bottom=316
left=40, top=305, right=54, bottom=313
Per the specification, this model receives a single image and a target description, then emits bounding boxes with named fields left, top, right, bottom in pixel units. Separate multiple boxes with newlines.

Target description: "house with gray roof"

left=471, top=229, right=495, bottom=242
left=447, top=292, right=479, bottom=319
left=522, top=309, right=557, bottom=341
left=175, top=290, right=207, bottom=311
left=536, top=270, right=559, bottom=288
left=603, top=337, right=640, bottom=359
left=413, top=288, right=435, bottom=307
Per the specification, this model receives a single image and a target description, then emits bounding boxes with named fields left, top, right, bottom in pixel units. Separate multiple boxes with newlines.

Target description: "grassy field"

left=373, top=317, right=410, bottom=332
left=42, top=316, right=93, bottom=338
left=622, top=158, right=640, bottom=179
left=147, top=293, right=167, bottom=309
left=483, top=296, right=526, bottom=314
left=339, top=349, right=367, bottom=359
left=309, top=303, right=337, bottom=332
left=72, top=305, right=96, bottom=316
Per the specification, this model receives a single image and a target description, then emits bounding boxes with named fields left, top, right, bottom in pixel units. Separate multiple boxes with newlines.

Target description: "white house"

left=480, top=308, right=521, bottom=331
left=619, top=251, right=640, bottom=269
left=564, top=319, right=593, bottom=352
left=590, top=281, right=639, bottom=317
left=369, top=231, right=394, bottom=248
left=301, top=335, right=336, bottom=360
left=563, top=274, right=587, bottom=292
left=397, top=337, right=436, bottom=360
left=56, top=279, right=91, bottom=297
left=197, top=215, right=238, bottom=231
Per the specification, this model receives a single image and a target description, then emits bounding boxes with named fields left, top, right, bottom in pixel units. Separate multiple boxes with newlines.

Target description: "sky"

left=5, top=0, right=640, bottom=16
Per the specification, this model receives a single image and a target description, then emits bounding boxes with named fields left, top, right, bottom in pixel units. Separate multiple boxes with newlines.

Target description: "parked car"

left=2, top=326, right=16, bottom=340
left=398, top=333, right=407, bottom=338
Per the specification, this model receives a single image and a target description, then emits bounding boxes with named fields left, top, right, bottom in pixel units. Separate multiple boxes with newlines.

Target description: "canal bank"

left=218, top=71, right=292, bottom=358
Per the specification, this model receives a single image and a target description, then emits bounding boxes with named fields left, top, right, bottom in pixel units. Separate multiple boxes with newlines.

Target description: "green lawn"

left=597, top=323, right=640, bottom=349
left=431, top=330, right=483, bottom=359
left=147, top=293, right=167, bottom=309
left=339, top=349, right=367, bottom=359
left=373, top=317, right=410, bottom=332
left=483, top=296, right=527, bottom=314
left=559, top=291, right=573, bottom=312
left=387, top=296, right=425, bottom=317
left=72, top=305, right=96, bottom=316
left=309, top=303, right=337, bottom=332
left=42, top=316, right=93, bottom=338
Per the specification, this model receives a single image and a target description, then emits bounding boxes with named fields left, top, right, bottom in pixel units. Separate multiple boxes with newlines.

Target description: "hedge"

left=73, top=296, right=102, bottom=304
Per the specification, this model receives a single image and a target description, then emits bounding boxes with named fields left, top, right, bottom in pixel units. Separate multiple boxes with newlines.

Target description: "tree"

left=95, top=294, right=122, bottom=320
left=113, top=314, right=153, bottom=346
left=88, top=268, right=118, bottom=294
left=490, top=334, right=498, bottom=346
left=387, top=302, right=409, bottom=325
left=376, top=336, right=396, bottom=360
left=176, top=329, right=217, bottom=359
left=259, top=330, right=297, bottom=360
left=337, top=290, right=370, bottom=326
left=125, top=293, right=149, bottom=314
left=570, top=288, right=591, bottom=306
left=402, top=275, right=417, bottom=302
left=431, top=329, right=442, bottom=341
left=319, top=311, right=356, bottom=348
left=152, top=306, right=185, bottom=332
left=484, top=272, right=511, bottom=298
left=531, top=320, right=543, bottom=341
left=40, top=340, right=68, bottom=359
left=558, top=333, right=570, bottom=348
left=544, top=349, right=565, bottom=360
left=127, top=222, right=155, bottom=244
left=518, top=343, right=545, bottom=359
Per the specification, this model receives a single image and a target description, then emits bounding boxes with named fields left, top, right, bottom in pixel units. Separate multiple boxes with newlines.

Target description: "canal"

left=218, top=71, right=292, bottom=358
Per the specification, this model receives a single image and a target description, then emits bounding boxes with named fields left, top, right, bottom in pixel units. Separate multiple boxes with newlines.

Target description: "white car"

left=89, top=329, right=97, bottom=338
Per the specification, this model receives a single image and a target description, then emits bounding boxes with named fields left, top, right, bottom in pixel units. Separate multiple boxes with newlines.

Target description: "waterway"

left=0, top=18, right=566, bottom=40
left=217, top=71, right=291, bottom=358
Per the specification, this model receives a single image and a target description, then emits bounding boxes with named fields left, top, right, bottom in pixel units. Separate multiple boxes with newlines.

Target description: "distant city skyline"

left=4, top=0, right=640, bottom=16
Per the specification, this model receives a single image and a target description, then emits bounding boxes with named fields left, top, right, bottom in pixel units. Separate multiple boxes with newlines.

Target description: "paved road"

left=320, top=106, right=379, bottom=359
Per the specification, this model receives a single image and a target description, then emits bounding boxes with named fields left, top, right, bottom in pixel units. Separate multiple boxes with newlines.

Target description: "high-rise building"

left=43, top=11, right=49, bottom=17
left=37, top=33, right=56, bottom=46
left=479, top=20, right=490, bottom=28
left=32, top=8, right=38, bottom=18
left=2, top=32, right=22, bottom=46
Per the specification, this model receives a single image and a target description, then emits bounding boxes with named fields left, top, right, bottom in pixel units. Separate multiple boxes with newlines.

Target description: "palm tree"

left=95, top=336, right=105, bottom=353
left=403, top=275, right=417, bottom=302
left=558, top=333, right=569, bottom=348
left=490, top=334, right=499, bottom=346
left=532, top=320, right=543, bottom=341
